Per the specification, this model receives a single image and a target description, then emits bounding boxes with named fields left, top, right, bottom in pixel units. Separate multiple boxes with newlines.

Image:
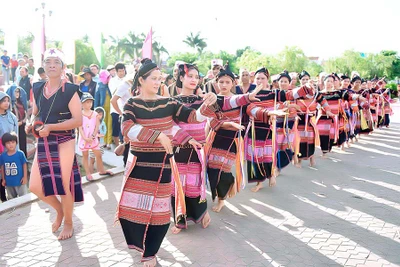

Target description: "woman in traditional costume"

left=170, top=63, right=211, bottom=233
left=295, top=70, right=332, bottom=167
left=317, top=74, right=364, bottom=157
left=358, top=79, right=374, bottom=134
left=206, top=63, right=263, bottom=212
left=117, top=59, right=216, bottom=267
left=27, top=48, right=83, bottom=240
left=246, top=67, right=316, bottom=192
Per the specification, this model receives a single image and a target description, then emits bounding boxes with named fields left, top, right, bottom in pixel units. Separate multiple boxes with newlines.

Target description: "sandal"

left=86, top=175, right=94, bottom=182
left=99, top=170, right=114, bottom=176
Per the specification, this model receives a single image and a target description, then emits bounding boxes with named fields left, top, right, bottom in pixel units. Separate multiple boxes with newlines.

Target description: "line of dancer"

left=24, top=50, right=394, bottom=267
left=115, top=60, right=393, bottom=266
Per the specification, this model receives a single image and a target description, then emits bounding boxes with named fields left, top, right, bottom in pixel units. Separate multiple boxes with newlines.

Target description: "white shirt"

left=109, top=76, right=126, bottom=114
left=111, top=81, right=131, bottom=115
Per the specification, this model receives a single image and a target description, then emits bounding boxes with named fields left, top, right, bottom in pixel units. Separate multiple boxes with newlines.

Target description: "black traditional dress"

left=117, top=96, right=210, bottom=262
left=171, top=95, right=208, bottom=229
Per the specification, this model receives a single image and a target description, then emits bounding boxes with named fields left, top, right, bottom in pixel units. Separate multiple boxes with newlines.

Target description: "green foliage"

left=183, top=32, right=207, bottom=54
left=236, top=49, right=267, bottom=71
left=75, top=40, right=99, bottom=74
left=386, top=83, right=397, bottom=90
left=275, top=46, right=308, bottom=73
left=324, top=50, right=396, bottom=79
left=307, top=61, right=324, bottom=78
left=166, top=51, right=239, bottom=75
left=236, top=46, right=251, bottom=58
left=17, top=32, right=35, bottom=56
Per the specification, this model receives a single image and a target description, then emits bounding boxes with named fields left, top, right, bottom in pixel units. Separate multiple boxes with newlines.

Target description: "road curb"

left=0, top=166, right=125, bottom=215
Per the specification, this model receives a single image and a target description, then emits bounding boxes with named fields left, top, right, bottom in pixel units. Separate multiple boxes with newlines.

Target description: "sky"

left=1, top=0, right=400, bottom=60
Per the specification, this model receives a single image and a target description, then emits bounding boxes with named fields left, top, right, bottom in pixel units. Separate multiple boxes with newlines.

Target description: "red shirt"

left=11, top=59, right=18, bottom=68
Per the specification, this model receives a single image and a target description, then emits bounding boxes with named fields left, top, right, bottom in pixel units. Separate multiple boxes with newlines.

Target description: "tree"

left=236, top=49, right=277, bottom=73
left=236, top=46, right=251, bottom=58
left=381, top=50, right=400, bottom=80
left=107, top=35, right=126, bottom=62
left=307, top=61, right=324, bottom=78
left=152, top=40, right=168, bottom=66
left=82, top=34, right=90, bottom=44
left=275, top=46, right=309, bottom=73
left=120, top=31, right=143, bottom=60
left=18, top=32, right=35, bottom=56
left=75, top=39, right=99, bottom=74
left=183, top=32, right=207, bottom=54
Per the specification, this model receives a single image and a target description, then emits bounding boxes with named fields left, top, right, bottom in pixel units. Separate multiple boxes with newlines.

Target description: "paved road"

left=1, top=123, right=400, bottom=267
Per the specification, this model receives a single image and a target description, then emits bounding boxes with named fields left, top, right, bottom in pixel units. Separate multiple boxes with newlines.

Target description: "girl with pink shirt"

left=78, top=93, right=110, bottom=181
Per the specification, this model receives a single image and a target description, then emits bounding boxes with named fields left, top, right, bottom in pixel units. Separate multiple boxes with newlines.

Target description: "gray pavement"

left=1, top=122, right=400, bottom=267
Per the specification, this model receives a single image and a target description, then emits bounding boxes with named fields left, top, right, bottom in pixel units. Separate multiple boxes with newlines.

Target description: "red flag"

left=142, top=27, right=152, bottom=59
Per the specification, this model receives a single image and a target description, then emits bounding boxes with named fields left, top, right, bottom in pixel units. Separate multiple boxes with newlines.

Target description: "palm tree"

left=82, top=34, right=89, bottom=43
left=120, top=31, right=143, bottom=60
left=152, top=40, right=168, bottom=66
left=183, top=32, right=207, bottom=54
left=107, top=35, right=124, bottom=61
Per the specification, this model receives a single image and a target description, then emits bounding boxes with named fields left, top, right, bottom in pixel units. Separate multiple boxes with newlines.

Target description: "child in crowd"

left=0, top=92, right=19, bottom=202
left=78, top=94, right=112, bottom=181
left=0, top=132, right=28, bottom=199
left=89, top=107, right=110, bottom=174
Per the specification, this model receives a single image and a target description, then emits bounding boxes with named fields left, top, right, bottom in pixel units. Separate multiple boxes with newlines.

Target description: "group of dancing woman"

left=116, top=59, right=393, bottom=266
left=25, top=48, right=393, bottom=267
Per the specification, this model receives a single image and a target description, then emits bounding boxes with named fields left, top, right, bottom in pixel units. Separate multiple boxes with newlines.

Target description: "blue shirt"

left=81, top=85, right=89, bottom=93
left=0, top=150, right=27, bottom=186
left=99, top=121, right=107, bottom=145
left=1, top=55, right=10, bottom=68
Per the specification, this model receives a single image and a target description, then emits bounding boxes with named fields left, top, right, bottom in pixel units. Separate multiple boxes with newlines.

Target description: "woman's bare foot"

left=201, top=212, right=211, bottom=229
left=52, top=210, right=64, bottom=233
left=212, top=199, right=225, bottom=213
left=295, top=159, right=302, bottom=168
left=143, top=258, right=157, bottom=267
left=251, top=182, right=263, bottom=192
left=171, top=226, right=181, bottom=234
left=58, top=223, right=74, bottom=240
left=341, top=144, right=345, bottom=151
left=346, top=142, right=351, bottom=148
left=269, top=176, right=277, bottom=187
left=309, top=156, right=316, bottom=167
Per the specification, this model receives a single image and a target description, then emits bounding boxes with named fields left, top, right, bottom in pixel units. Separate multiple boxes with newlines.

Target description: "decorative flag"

left=142, top=27, right=152, bottom=60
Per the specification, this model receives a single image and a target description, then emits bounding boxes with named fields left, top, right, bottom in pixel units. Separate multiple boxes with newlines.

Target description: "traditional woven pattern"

left=119, top=178, right=171, bottom=225
left=37, top=133, right=83, bottom=202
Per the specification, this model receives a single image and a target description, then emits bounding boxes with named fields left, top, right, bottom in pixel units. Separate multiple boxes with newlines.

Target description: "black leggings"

left=0, top=183, right=7, bottom=202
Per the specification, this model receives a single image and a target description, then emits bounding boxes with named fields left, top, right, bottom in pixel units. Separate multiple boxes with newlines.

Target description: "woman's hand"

left=248, top=84, right=263, bottom=102
left=188, top=138, right=203, bottom=149
left=200, top=92, right=217, bottom=106
left=157, top=132, right=173, bottom=154
left=229, top=122, right=245, bottom=131
left=326, top=110, right=335, bottom=118
left=287, top=103, right=302, bottom=112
